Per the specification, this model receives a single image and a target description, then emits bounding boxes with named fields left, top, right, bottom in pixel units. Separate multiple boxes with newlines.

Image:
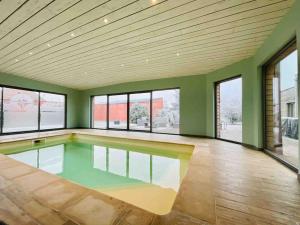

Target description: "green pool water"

left=4, top=135, right=192, bottom=214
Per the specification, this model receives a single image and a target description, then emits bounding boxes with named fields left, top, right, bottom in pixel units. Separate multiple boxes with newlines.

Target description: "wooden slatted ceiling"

left=0, top=0, right=294, bottom=90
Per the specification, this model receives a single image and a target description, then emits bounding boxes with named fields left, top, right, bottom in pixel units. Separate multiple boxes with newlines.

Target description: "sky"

left=220, top=78, right=242, bottom=106
left=280, top=50, right=298, bottom=90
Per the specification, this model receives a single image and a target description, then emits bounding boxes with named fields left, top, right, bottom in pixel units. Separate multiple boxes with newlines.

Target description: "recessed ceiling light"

left=176, top=53, right=180, bottom=56
left=151, top=0, right=157, bottom=4
left=29, top=52, right=33, bottom=55
left=70, top=32, right=76, bottom=37
left=47, top=43, right=51, bottom=47
left=104, top=18, right=108, bottom=24
left=15, top=59, right=19, bottom=62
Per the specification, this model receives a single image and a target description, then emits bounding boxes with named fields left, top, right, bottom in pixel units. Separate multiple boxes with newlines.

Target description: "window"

left=129, top=93, right=150, bottom=131
left=108, top=94, right=128, bottom=129
left=0, top=87, right=2, bottom=131
left=215, top=77, right=242, bottom=143
left=287, top=102, right=295, bottom=117
left=152, top=89, right=180, bottom=134
left=0, top=85, right=66, bottom=134
left=92, top=96, right=107, bottom=129
left=3, top=88, right=39, bottom=133
left=264, top=40, right=298, bottom=169
left=91, top=88, right=180, bottom=134
left=40, top=92, right=65, bottom=129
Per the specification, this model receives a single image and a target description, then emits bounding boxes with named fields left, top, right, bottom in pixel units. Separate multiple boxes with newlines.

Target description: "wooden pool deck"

left=0, top=129, right=299, bottom=225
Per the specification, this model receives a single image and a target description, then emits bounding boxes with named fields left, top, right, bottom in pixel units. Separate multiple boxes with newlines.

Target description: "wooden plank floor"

left=0, top=130, right=299, bottom=225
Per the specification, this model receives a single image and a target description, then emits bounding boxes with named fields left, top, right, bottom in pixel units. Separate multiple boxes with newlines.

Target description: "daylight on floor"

left=0, top=0, right=300, bottom=225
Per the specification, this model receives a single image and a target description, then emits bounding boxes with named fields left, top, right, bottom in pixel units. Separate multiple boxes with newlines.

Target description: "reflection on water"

left=9, top=145, right=64, bottom=174
left=93, top=146, right=181, bottom=191
left=8, top=141, right=190, bottom=214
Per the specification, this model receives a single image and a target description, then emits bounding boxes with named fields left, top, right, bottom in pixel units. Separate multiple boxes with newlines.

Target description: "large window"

left=0, top=87, right=2, bottom=132
left=40, top=93, right=65, bottom=129
left=92, top=96, right=107, bottom=129
left=91, top=88, right=180, bottom=134
left=3, top=88, right=39, bottom=132
left=0, top=85, right=66, bottom=134
left=264, top=40, right=298, bottom=170
left=129, top=93, right=151, bottom=131
left=108, top=94, right=128, bottom=129
left=215, top=77, right=243, bottom=143
left=152, top=89, right=180, bottom=134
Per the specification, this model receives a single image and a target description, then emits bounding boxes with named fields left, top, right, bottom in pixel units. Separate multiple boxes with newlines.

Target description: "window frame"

left=262, top=37, right=298, bottom=172
left=128, top=92, right=152, bottom=132
left=108, top=93, right=129, bottom=131
left=0, top=84, right=67, bottom=135
left=90, top=88, right=180, bottom=135
left=91, top=95, right=108, bottom=129
left=214, top=74, right=243, bottom=145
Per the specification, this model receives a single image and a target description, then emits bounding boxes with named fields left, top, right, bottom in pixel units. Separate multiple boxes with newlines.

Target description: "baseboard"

left=180, top=134, right=214, bottom=139
left=241, top=143, right=263, bottom=151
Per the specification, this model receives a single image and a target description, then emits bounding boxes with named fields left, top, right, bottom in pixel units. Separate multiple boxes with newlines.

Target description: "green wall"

left=80, top=0, right=300, bottom=152
left=80, top=75, right=208, bottom=136
left=1, top=1, right=300, bottom=160
left=205, top=0, right=300, bottom=148
left=205, top=58, right=256, bottom=146
left=0, top=72, right=81, bottom=128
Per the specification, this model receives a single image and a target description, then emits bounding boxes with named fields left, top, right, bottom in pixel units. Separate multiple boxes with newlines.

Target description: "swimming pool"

left=2, top=134, right=192, bottom=215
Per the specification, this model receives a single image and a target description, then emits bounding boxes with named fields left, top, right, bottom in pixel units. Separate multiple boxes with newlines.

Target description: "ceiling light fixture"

left=29, top=52, right=33, bottom=55
left=15, top=59, right=19, bottom=62
left=151, top=0, right=157, bottom=4
left=47, top=43, right=51, bottom=47
left=104, top=18, right=108, bottom=24
left=176, top=53, right=180, bottom=56
left=121, top=64, right=124, bottom=67
left=70, top=32, right=76, bottom=37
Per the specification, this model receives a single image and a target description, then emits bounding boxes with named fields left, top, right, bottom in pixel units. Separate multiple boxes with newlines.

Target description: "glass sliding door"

left=264, top=41, right=298, bottom=169
left=92, top=96, right=107, bottom=129
left=40, top=92, right=65, bottom=130
left=129, top=92, right=150, bottom=131
left=215, top=77, right=242, bottom=143
left=91, top=88, right=180, bottom=134
left=0, top=87, right=2, bottom=132
left=152, top=89, right=180, bottom=134
left=3, top=88, right=39, bottom=133
left=0, top=86, right=66, bottom=134
left=108, top=94, right=128, bottom=129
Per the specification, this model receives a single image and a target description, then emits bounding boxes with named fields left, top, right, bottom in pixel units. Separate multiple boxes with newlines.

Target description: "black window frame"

left=128, top=92, right=152, bottom=132
left=90, top=88, right=180, bottom=135
left=262, top=37, right=299, bottom=172
left=0, top=84, right=67, bottom=135
left=90, top=95, right=108, bottom=129
left=214, top=75, right=243, bottom=145
left=108, top=93, right=129, bottom=131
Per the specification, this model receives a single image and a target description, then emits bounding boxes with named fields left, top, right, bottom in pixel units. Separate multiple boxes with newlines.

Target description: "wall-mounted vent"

left=32, top=138, right=46, bottom=145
